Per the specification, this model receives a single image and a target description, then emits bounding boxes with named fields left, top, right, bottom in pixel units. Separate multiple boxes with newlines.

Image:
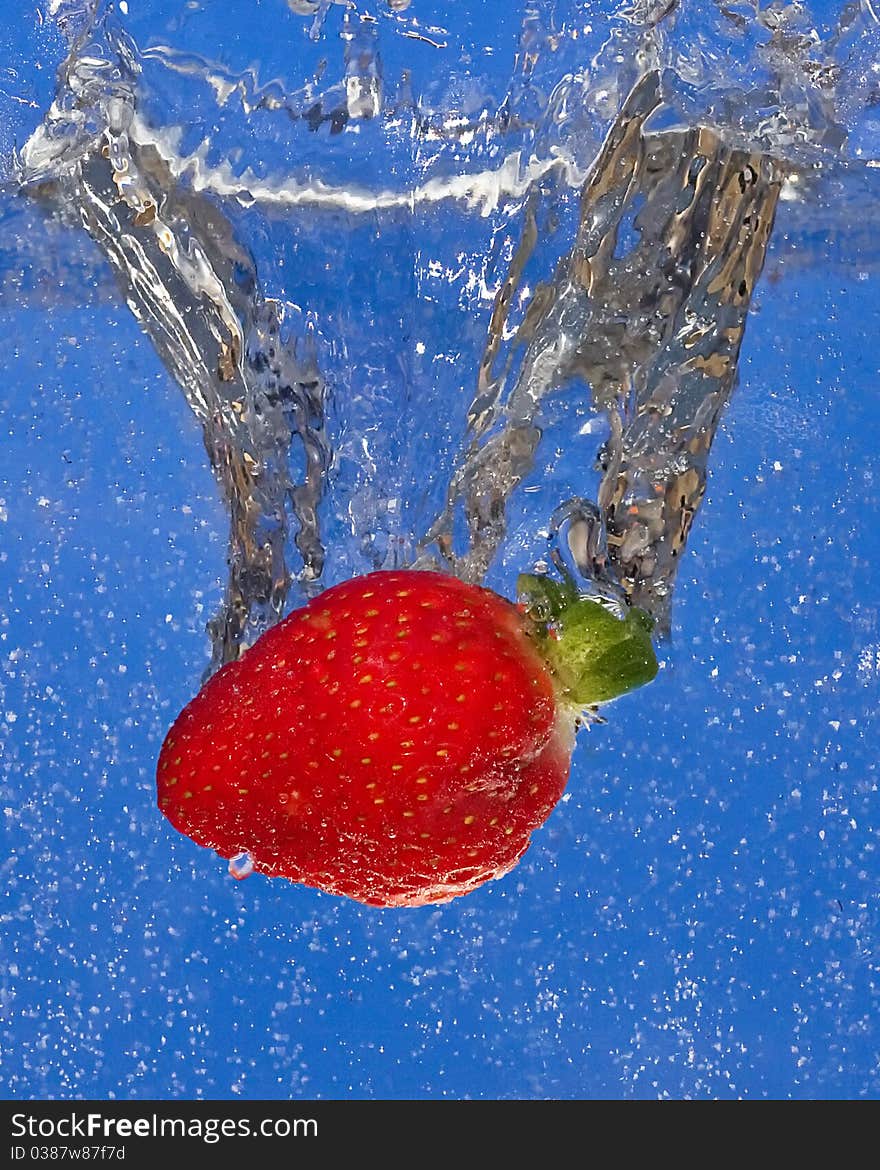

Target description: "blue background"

left=1, top=0, right=878, bottom=1099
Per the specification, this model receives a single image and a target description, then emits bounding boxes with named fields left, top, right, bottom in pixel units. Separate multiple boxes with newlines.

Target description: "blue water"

left=1, top=0, right=878, bottom=1099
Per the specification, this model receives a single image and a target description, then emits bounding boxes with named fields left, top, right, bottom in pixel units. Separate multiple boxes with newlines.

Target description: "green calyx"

left=517, top=573, right=659, bottom=709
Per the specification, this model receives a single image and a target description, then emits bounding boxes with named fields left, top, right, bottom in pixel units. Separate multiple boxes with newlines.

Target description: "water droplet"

left=228, top=852, right=255, bottom=881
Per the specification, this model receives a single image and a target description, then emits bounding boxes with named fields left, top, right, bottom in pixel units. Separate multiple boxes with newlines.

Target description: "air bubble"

left=228, top=852, right=255, bottom=881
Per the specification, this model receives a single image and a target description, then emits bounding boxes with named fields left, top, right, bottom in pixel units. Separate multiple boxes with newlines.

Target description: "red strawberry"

left=157, top=569, right=657, bottom=906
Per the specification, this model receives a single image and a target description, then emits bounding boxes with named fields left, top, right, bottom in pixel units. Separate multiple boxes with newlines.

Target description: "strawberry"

left=157, top=569, right=657, bottom=906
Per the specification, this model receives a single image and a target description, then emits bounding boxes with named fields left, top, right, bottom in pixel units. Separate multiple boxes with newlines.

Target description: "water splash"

left=415, top=73, right=782, bottom=630
left=20, top=10, right=330, bottom=672
left=11, top=0, right=880, bottom=663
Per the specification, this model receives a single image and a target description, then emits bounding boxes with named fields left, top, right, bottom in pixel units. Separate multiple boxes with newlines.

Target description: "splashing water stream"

left=13, top=0, right=880, bottom=659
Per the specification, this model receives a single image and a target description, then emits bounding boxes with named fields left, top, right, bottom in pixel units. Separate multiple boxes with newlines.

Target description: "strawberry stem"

left=517, top=572, right=658, bottom=709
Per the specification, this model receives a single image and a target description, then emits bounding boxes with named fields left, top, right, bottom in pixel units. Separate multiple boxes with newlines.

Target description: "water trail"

left=416, top=71, right=782, bottom=632
left=11, top=0, right=880, bottom=664
left=19, top=11, right=329, bottom=672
